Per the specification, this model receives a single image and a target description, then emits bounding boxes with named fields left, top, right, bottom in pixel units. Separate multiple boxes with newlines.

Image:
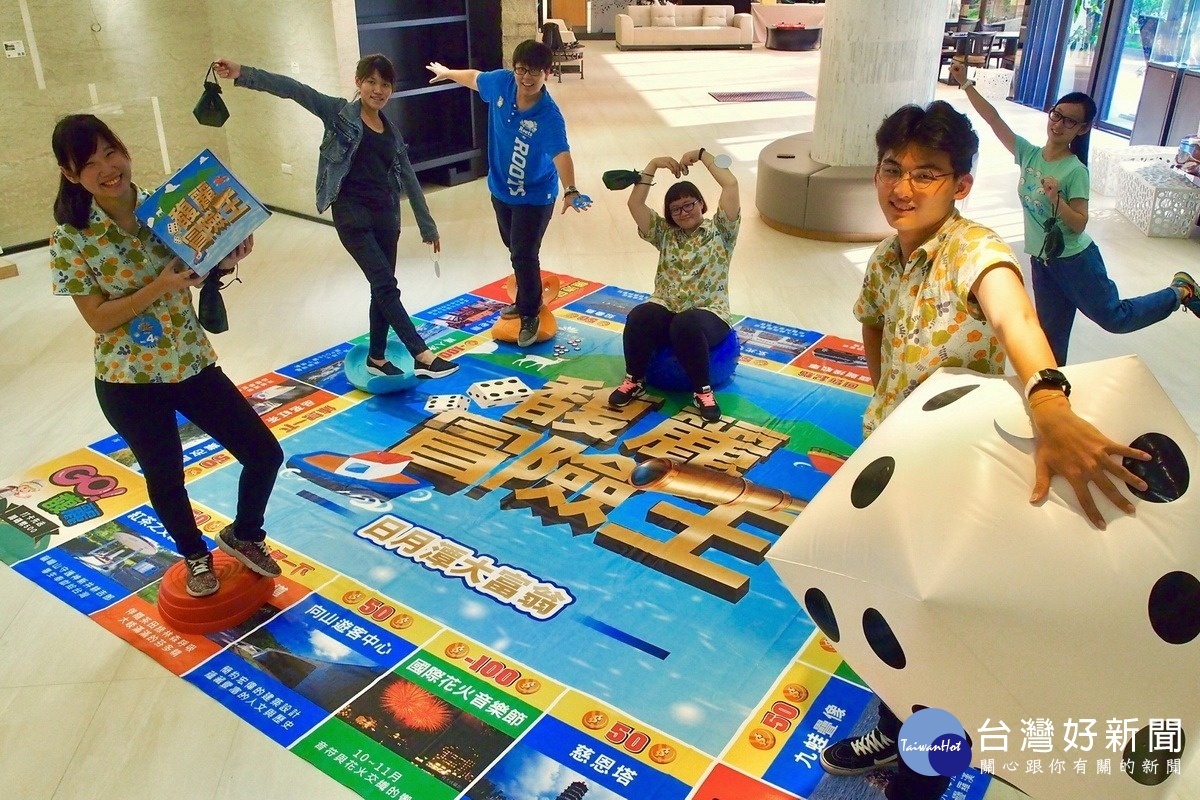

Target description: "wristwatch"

left=564, top=185, right=580, bottom=195
left=1024, top=368, right=1071, bottom=400
left=960, top=79, right=975, bottom=91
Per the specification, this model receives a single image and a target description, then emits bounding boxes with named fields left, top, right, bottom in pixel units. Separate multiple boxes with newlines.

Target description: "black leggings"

left=622, top=303, right=730, bottom=392
left=332, top=199, right=429, bottom=361
left=491, top=197, right=555, bottom=317
left=95, top=365, right=283, bottom=559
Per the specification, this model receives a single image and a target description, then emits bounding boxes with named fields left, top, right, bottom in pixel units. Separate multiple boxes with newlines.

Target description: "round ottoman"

left=646, top=329, right=739, bottom=392
left=343, top=342, right=419, bottom=394
left=492, top=273, right=561, bottom=344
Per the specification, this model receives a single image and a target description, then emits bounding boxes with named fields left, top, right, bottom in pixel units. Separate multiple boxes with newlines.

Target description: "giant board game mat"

left=0, top=274, right=992, bottom=800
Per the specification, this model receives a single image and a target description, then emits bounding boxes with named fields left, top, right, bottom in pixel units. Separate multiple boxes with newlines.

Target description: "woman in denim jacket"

left=213, top=54, right=457, bottom=380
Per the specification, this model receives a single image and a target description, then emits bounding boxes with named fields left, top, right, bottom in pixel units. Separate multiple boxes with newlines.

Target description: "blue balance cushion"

left=645, top=329, right=739, bottom=392
left=343, top=342, right=419, bottom=395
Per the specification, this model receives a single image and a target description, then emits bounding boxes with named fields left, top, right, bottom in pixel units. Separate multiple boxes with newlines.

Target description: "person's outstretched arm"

left=628, top=156, right=682, bottom=236
left=212, top=60, right=345, bottom=121
left=949, top=60, right=1016, bottom=156
left=973, top=262, right=1150, bottom=529
left=426, top=62, right=480, bottom=92
left=552, top=152, right=590, bottom=215
left=395, top=143, right=440, bottom=251
left=680, top=149, right=739, bottom=220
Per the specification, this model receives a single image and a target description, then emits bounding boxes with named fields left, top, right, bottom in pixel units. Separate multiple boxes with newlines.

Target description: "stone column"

left=756, top=0, right=946, bottom=241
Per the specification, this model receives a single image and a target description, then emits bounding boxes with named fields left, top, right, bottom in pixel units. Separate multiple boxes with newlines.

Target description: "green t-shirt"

left=1014, top=135, right=1093, bottom=259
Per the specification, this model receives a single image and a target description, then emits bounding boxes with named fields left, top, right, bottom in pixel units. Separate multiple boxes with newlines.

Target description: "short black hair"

left=512, top=40, right=552, bottom=72
left=663, top=181, right=706, bottom=228
left=355, top=53, right=396, bottom=86
left=875, top=100, right=978, bottom=177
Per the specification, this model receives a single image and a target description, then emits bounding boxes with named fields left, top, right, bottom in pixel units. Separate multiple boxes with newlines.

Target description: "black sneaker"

left=692, top=387, right=722, bottom=423
left=499, top=303, right=520, bottom=319
left=517, top=315, right=540, bottom=347
left=819, top=727, right=899, bottom=776
left=366, top=358, right=403, bottom=377
left=608, top=377, right=646, bottom=408
left=414, top=356, right=459, bottom=379
left=217, top=525, right=281, bottom=578
left=183, top=552, right=219, bottom=597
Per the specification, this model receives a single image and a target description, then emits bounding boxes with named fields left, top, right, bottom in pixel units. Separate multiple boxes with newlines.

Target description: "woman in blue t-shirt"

left=951, top=61, right=1198, bottom=365
left=426, top=40, right=590, bottom=348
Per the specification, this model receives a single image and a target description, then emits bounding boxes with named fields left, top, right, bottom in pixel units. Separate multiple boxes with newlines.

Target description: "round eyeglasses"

left=875, top=164, right=954, bottom=190
left=1048, top=108, right=1083, bottom=129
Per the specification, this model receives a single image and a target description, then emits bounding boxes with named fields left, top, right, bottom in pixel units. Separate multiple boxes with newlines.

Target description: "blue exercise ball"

left=645, top=329, right=739, bottom=392
left=343, top=342, right=419, bottom=394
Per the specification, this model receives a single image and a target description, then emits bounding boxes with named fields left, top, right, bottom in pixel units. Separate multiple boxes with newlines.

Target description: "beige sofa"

left=616, top=5, right=753, bottom=50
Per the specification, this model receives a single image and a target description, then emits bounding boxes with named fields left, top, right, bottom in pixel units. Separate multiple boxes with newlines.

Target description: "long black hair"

left=51, top=114, right=130, bottom=230
left=1053, top=91, right=1097, bottom=166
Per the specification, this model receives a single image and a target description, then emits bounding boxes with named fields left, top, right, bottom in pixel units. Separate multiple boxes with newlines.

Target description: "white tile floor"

left=1, top=40, right=1197, bottom=800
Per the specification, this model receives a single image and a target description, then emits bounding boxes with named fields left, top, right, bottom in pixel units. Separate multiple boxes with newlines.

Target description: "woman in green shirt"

left=951, top=61, right=1198, bottom=364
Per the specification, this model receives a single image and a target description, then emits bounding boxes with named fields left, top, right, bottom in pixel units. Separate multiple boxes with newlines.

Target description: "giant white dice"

left=768, top=356, right=1199, bottom=800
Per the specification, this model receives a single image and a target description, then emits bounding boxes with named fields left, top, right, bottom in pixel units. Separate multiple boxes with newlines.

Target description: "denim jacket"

left=235, top=66, right=439, bottom=242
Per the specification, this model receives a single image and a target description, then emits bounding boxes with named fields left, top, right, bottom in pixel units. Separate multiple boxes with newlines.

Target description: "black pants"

left=623, top=303, right=730, bottom=392
left=491, top=196, right=554, bottom=317
left=332, top=199, right=429, bottom=361
left=878, top=703, right=954, bottom=800
left=95, top=365, right=283, bottom=559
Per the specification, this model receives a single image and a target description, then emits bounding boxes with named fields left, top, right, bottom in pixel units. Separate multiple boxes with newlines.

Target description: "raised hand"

left=212, top=59, right=241, bottom=80
left=427, top=62, right=451, bottom=83
left=948, top=60, right=968, bottom=87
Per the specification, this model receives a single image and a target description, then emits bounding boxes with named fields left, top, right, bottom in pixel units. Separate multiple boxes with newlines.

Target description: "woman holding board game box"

left=212, top=54, right=458, bottom=381
left=50, top=114, right=284, bottom=598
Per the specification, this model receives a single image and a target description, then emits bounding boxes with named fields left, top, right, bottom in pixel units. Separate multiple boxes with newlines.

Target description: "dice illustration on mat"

left=424, top=394, right=470, bottom=413
left=467, top=377, right=532, bottom=409
left=769, top=356, right=1199, bottom=800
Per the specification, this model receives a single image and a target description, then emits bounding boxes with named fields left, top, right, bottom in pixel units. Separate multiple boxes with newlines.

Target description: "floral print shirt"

left=640, top=207, right=739, bottom=325
left=854, top=211, right=1019, bottom=436
left=50, top=189, right=217, bottom=384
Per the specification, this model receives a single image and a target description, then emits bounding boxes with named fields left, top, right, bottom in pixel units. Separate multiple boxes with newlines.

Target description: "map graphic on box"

left=134, top=149, right=270, bottom=277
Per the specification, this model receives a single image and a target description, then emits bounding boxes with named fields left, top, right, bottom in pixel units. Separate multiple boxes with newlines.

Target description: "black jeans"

left=95, top=365, right=283, bottom=559
left=623, top=303, right=730, bottom=392
left=877, top=703, right=953, bottom=800
left=332, top=199, right=429, bottom=361
left=491, top=196, right=554, bottom=317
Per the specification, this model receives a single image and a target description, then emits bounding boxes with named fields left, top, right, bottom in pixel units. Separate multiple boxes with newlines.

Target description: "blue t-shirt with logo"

left=477, top=69, right=570, bottom=206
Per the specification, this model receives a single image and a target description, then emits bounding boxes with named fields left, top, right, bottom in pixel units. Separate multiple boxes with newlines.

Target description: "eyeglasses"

left=668, top=199, right=700, bottom=216
left=513, top=66, right=541, bottom=76
left=875, top=164, right=954, bottom=190
left=1048, top=108, right=1083, bottom=129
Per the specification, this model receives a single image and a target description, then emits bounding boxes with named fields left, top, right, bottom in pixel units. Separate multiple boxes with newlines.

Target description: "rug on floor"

left=0, top=273, right=993, bottom=800
left=709, top=90, right=815, bottom=102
